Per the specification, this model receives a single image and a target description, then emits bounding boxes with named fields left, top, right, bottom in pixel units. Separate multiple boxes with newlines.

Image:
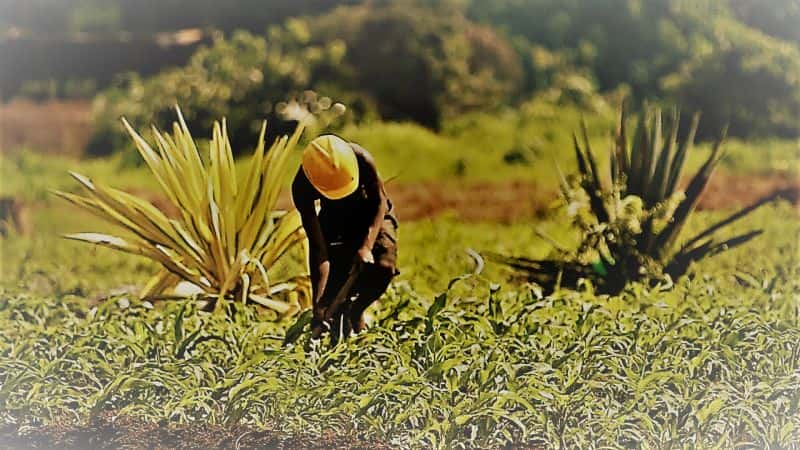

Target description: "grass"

left=344, top=106, right=615, bottom=185
left=713, top=138, right=799, bottom=176
left=1, top=189, right=798, bottom=447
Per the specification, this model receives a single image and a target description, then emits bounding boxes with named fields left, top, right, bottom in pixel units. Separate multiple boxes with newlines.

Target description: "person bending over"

left=292, top=135, right=398, bottom=338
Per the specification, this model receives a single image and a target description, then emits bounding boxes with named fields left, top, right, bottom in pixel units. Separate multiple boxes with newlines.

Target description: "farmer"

left=292, top=134, right=398, bottom=339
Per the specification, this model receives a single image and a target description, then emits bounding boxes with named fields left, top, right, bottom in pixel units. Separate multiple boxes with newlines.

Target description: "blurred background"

left=0, top=0, right=798, bottom=234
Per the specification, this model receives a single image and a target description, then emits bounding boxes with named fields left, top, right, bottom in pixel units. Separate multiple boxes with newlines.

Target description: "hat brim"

left=316, top=174, right=359, bottom=200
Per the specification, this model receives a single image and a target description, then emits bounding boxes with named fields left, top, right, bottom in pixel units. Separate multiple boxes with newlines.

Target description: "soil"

left=383, top=180, right=557, bottom=223
left=120, top=172, right=799, bottom=224
left=381, top=173, right=799, bottom=222
left=0, top=412, right=392, bottom=450
left=0, top=100, right=93, bottom=157
left=694, top=172, right=798, bottom=211
left=0, top=413, right=552, bottom=449
left=276, top=173, right=799, bottom=223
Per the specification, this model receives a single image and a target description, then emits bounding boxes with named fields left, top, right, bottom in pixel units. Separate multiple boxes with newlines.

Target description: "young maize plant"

left=492, top=106, right=771, bottom=294
left=55, top=107, right=311, bottom=316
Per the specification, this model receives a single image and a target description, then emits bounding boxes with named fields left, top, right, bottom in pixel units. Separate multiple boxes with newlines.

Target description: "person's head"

left=301, top=134, right=359, bottom=200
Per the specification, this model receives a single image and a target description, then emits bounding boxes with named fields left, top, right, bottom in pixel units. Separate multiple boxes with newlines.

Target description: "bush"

left=89, top=27, right=359, bottom=157
left=308, top=1, right=524, bottom=128
left=728, top=0, right=800, bottom=44
left=467, top=0, right=704, bottom=98
left=467, top=0, right=800, bottom=139
left=663, top=20, right=800, bottom=139
left=491, top=106, right=772, bottom=294
left=59, top=108, right=311, bottom=316
left=89, top=1, right=525, bottom=156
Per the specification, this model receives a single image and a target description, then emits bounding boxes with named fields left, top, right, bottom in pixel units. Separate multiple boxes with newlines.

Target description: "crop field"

left=3, top=0, right=800, bottom=447
left=1, top=124, right=799, bottom=448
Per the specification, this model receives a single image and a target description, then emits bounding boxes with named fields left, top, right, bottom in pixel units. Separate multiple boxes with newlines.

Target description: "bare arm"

left=291, top=169, right=329, bottom=317
left=353, top=146, right=388, bottom=261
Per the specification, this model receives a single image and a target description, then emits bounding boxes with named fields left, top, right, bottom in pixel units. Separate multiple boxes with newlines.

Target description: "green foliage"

left=0, top=0, right=356, bottom=34
left=67, top=0, right=121, bottom=33
left=663, top=19, right=800, bottom=139
left=342, top=102, right=615, bottom=184
left=89, top=27, right=356, bottom=157
left=89, top=1, right=526, bottom=156
left=1, top=202, right=798, bottom=448
left=0, top=151, right=156, bottom=203
left=308, top=1, right=523, bottom=127
left=467, top=0, right=800, bottom=138
left=493, top=106, right=772, bottom=294
left=714, top=138, right=800, bottom=176
left=2, top=140, right=797, bottom=446
left=467, top=0, right=713, bottom=97
left=6, top=0, right=800, bottom=140
left=17, top=78, right=99, bottom=101
left=728, top=0, right=800, bottom=43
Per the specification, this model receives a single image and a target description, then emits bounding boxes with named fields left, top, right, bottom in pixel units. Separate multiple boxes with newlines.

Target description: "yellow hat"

left=301, top=135, right=359, bottom=200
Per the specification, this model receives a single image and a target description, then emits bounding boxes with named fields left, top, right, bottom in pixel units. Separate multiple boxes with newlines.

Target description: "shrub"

left=89, top=27, right=358, bottom=158
left=89, top=1, right=525, bottom=157
left=57, top=108, right=310, bottom=316
left=662, top=20, right=800, bottom=139
left=491, top=105, right=773, bottom=294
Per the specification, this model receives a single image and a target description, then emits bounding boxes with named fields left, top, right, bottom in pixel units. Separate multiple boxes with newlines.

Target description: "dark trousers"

left=320, top=215, right=398, bottom=334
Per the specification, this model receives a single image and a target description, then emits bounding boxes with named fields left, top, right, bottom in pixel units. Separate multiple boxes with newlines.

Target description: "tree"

left=89, top=27, right=354, bottom=156
left=309, top=1, right=523, bottom=128
left=663, top=20, right=800, bottom=138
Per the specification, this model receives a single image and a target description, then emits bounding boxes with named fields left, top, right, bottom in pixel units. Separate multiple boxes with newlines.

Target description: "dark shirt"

left=293, top=145, right=394, bottom=245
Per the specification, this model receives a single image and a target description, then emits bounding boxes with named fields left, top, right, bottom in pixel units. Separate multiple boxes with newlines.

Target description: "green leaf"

left=283, top=310, right=313, bottom=346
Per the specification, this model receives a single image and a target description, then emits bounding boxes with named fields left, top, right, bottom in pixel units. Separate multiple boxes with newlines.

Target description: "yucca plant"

left=55, top=107, right=311, bottom=316
left=491, top=106, right=771, bottom=294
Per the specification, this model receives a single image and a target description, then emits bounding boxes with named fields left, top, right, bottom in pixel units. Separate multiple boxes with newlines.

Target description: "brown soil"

left=272, top=180, right=556, bottom=223
left=0, top=413, right=550, bottom=449
left=0, top=100, right=93, bottom=157
left=274, top=174, right=799, bottom=223
left=0, top=412, right=391, bottom=450
left=694, top=172, right=798, bottom=211
left=384, top=180, right=557, bottom=223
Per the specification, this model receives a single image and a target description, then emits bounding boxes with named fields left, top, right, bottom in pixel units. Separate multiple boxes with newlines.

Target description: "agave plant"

left=55, top=107, right=311, bottom=316
left=491, top=106, right=771, bottom=294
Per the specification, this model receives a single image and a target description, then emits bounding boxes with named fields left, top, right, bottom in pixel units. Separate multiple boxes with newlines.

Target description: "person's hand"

left=310, top=317, right=329, bottom=339
left=356, top=246, right=374, bottom=265
left=310, top=307, right=330, bottom=339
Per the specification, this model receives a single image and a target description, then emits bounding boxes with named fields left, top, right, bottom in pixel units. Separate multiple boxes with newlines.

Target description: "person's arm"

left=353, top=146, right=387, bottom=265
left=291, top=169, right=329, bottom=319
